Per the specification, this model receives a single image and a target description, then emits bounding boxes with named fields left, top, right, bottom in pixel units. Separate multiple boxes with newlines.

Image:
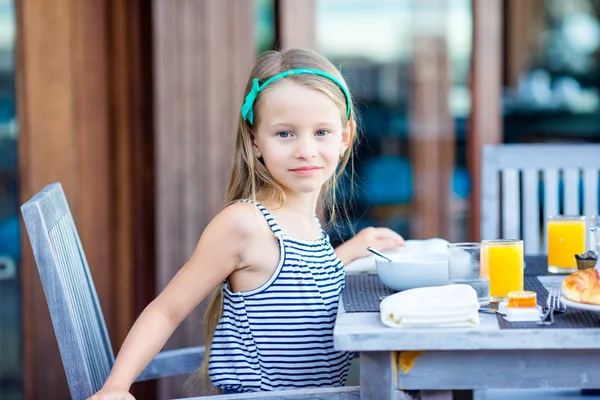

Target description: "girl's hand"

left=352, top=227, right=405, bottom=257
left=335, top=227, right=405, bottom=265
left=86, top=390, right=135, bottom=400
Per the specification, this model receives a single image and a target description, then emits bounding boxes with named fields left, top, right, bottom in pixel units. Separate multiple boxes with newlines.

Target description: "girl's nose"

left=294, top=138, right=317, bottom=159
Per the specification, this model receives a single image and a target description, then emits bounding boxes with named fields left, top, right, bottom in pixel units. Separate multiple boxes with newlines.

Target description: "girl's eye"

left=276, top=131, right=292, bottom=138
left=315, top=130, right=329, bottom=137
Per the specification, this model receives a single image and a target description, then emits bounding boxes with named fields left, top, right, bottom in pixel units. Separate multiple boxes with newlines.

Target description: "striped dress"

left=208, top=201, right=353, bottom=392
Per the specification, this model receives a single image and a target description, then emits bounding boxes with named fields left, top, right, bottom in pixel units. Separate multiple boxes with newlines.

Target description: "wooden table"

left=334, top=276, right=600, bottom=400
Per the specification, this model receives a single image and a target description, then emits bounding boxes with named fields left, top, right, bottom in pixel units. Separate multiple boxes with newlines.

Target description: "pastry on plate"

left=562, top=268, right=600, bottom=305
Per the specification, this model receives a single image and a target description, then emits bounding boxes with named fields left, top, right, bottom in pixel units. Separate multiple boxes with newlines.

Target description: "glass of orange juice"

left=481, top=239, right=524, bottom=302
left=547, top=215, right=586, bottom=274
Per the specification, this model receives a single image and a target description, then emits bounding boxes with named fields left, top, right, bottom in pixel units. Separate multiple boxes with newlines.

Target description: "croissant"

left=562, top=268, right=600, bottom=305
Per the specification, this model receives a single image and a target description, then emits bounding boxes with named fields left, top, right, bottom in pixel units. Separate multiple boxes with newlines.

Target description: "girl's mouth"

left=290, top=166, right=322, bottom=175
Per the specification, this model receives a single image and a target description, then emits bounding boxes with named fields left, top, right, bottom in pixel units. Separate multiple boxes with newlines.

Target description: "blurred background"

left=1, top=0, right=599, bottom=399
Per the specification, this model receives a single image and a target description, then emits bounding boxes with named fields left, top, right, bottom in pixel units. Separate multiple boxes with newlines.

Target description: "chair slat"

left=543, top=168, right=559, bottom=252
left=37, top=189, right=69, bottom=229
left=583, top=168, right=599, bottom=217
left=51, top=222, right=110, bottom=391
left=583, top=168, right=599, bottom=250
left=502, top=169, right=520, bottom=240
left=481, top=146, right=500, bottom=240
left=522, top=169, right=540, bottom=254
left=563, top=168, right=580, bottom=215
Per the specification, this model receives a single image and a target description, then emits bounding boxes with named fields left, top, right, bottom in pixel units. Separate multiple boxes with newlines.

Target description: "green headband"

left=240, top=68, right=352, bottom=125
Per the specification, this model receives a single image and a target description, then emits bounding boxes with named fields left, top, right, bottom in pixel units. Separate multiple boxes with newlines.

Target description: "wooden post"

left=505, top=0, right=545, bottom=88
left=276, top=0, right=316, bottom=50
left=409, top=0, right=455, bottom=240
left=17, top=1, right=111, bottom=398
left=17, top=0, right=155, bottom=397
left=468, top=0, right=503, bottom=241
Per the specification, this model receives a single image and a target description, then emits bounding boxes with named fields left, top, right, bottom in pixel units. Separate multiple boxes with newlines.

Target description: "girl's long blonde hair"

left=199, top=48, right=358, bottom=382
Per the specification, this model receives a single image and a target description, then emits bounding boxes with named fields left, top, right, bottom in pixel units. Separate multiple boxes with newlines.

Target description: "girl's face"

left=252, top=81, right=352, bottom=196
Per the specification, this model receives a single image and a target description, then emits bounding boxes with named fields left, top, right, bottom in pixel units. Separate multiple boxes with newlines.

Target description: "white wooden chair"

left=481, top=144, right=600, bottom=254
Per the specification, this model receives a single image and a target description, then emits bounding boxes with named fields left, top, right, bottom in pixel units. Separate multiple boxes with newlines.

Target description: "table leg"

left=359, top=351, right=415, bottom=400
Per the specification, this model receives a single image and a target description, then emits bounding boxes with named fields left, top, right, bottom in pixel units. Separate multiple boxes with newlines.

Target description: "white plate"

left=560, top=295, right=600, bottom=313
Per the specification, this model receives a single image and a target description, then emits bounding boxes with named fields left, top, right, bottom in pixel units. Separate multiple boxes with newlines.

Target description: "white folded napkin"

left=345, top=238, right=450, bottom=273
left=380, top=284, right=480, bottom=328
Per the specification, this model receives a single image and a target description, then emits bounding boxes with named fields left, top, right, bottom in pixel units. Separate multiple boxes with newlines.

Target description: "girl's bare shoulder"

left=209, top=201, right=267, bottom=239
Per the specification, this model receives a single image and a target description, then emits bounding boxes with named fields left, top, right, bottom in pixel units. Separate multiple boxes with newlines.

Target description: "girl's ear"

left=341, top=119, right=356, bottom=152
left=250, top=132, right=262, bottom=158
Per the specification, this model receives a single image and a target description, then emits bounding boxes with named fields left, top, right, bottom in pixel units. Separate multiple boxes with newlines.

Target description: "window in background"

left=255, top=0, right=276, bottom=54
left=0, top=0, right=21, bottom=399
left=316, top=0, right=472, bottom=243
left=504, top=0, right=600, bottom=143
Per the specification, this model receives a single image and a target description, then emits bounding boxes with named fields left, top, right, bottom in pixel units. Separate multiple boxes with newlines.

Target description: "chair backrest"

left=21, top=183, right=114, bottom=399
left=481, top=144, right=600, bottom=254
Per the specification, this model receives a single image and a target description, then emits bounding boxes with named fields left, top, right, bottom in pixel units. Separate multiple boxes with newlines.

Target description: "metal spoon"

left=367, top=246, right=393, bottom=262
left=478, top=307, right=498, bottom=314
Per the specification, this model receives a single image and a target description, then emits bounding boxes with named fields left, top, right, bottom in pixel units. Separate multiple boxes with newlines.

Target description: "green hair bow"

left=241, top=68, right=351, bottom=125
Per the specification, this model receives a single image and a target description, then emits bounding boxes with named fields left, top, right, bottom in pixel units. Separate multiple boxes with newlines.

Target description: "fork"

left=552, top=289, right=568, bottom=314
left=537, top=289, right=567, bottom=325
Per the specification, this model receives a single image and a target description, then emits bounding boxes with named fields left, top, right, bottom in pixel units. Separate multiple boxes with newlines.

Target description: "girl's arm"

left=88, top=203, right=259, bottom=399
left=335, top=227, right=405, bottom=265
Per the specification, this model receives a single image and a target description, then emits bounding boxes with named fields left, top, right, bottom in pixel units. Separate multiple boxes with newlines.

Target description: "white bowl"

left=376, top=252, right=449, bottom=291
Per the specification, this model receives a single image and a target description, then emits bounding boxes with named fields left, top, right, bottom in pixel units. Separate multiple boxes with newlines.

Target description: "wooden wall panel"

left=109, top=1, right=157, bottom=398
left=468, top=0, right=503, bottom=241
left=126, top=0, right=157, bottom=334
left=152, top=0, right=255, bottom=397
left=111, top=0, right=135, bottom=350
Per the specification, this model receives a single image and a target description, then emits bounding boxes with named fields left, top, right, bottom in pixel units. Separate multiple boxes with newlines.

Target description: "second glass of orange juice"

left=547, top=215, right=586, bottom=274
left=481, top=239, right=524, bottom=302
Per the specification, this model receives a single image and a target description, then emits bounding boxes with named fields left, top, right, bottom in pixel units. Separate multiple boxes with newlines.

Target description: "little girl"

left=90, top=48, right=404, bottom=399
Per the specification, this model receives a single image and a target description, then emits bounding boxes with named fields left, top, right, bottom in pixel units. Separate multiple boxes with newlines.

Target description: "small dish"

left=376, top=252, right=449, bottom=291
left=497, top=301, right=543, bottom=322
left=576, top=251, right=597, bottom=270
left=577, top=259, right=597, bottom=270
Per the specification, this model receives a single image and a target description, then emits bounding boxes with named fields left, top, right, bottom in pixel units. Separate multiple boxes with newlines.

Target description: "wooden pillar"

left=409, top=0, right=455, bottom=240
left=276, top=0, right=316, bottom=50
left=505, top=0, right=545, bottom=88
left=17, top=0, right=155, bottom=398
left=468, top=0, right=503, bottom=241
left=17, top=1, right=111, bottom=398
left=152, top=0, right=255, bottom=397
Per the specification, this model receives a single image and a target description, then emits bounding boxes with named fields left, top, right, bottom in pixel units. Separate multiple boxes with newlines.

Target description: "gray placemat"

left=524, top=255, right=549, bottom=276
left=497, top=276, right=600, bottom=329
left=341, top=256, right=547, bottom=313
left=342, top=274, right=395, bottom=312
left=524, top=255, right=584, bottom=277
